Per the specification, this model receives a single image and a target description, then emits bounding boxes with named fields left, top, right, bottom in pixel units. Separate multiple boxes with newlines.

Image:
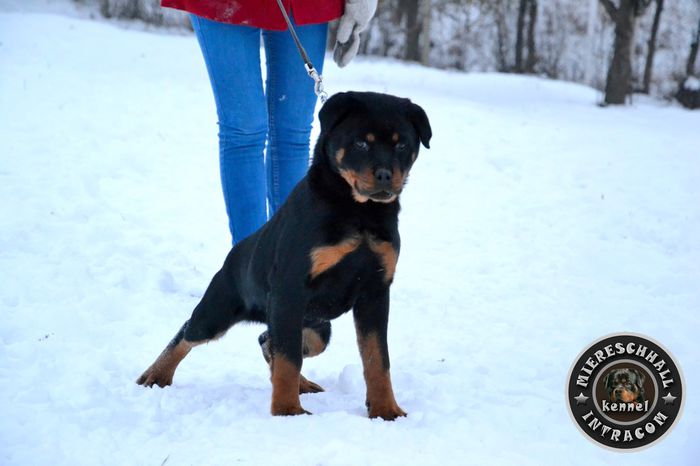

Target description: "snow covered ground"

left=1, top=3, right=699, bottom=465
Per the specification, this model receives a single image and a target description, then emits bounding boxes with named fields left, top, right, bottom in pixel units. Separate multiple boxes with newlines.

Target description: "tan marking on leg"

left=309, top=235, right=362, bottom=279
left=366, top=133, right=375, bottom=142
left=335, top=148, right=345, bottom=165
left=392, top=132, right=399, bottom=142
left=356, top=332, right=405, bottom=420
left=262, top=332, right=325, bottom=394
left=270, top=355, right=307, bottom=415
left=302, top=328, right=327, bottom=358
left=299, top=374, right=324, bottom=394
left=368, top=238, right=398, bottom=283
left=136, top=339, right=195, bottom=388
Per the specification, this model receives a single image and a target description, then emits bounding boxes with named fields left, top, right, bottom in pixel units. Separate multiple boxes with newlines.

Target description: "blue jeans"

left=190, top=14, right=328, bottom=245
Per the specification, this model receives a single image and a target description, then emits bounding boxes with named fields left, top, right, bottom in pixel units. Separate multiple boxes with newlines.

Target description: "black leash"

left=274, top=0, right=328, bottom=102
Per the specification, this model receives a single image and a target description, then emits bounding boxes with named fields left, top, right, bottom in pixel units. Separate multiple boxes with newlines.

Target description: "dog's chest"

left=309, top=232, right=397, bottom=283
left=305, top=232, right=397, bottom=318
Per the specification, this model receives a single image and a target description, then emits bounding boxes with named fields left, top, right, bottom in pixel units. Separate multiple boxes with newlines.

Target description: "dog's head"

left=605, top=368, right=645, bottom=403
left=318, top=91, right=431, bottom=204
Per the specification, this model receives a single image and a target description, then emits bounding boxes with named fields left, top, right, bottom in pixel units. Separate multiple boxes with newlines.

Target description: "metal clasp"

left=305, top=64, right=328, bottom=103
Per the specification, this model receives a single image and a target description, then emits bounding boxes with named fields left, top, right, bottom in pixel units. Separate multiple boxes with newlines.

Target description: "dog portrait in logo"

left=136, top=91, right=432, bottom=420
left=604, top=368, right=646, bottom=403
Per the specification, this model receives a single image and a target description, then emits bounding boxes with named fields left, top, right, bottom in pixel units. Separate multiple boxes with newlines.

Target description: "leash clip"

left=306, top=64, right=328, bottom=104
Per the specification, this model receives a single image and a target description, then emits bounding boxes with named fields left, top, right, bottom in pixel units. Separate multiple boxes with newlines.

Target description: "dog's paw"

left=271, top=404, right=311, bottom=416
left=299, top=374, right=324, bottom=394
left=367, top=401, right=407, bottom=421
left=135, top=367, right=173, bottom=388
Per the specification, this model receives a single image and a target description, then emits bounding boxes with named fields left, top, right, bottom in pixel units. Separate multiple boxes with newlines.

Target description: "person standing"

left=161, top=0, right=378, bottom=245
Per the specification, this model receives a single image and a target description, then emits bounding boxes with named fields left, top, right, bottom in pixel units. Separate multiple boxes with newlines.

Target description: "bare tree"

left=538, top=3, right=566, bottom=79
left=676, top=10, right=700, bottom=109
left=515, top=0, right=538, bottom=73
left=401, top=0, right=422, bottom=61
left=490, top=0, right=513, bottom=72
left=641, top=0, right=664, bottom=93
left=686, top=15, right=700, bottom=76
left=420, top=0, right=432, bottom=65
left=515, top=0, right=528, bottom=72
left=525, top=0, right=538, bottom=73
left=599, top=0, right=651, bottom=104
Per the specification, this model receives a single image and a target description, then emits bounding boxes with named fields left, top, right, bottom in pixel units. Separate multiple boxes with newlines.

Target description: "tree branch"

left=599, top=0, right=619, bottom=21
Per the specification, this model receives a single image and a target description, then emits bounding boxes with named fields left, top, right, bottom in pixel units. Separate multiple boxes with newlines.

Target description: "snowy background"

left=1, top=2, right=699, bottom=465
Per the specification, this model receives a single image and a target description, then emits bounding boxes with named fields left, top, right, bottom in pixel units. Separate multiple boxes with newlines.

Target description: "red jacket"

left=162, top=0, right=344, bottom=31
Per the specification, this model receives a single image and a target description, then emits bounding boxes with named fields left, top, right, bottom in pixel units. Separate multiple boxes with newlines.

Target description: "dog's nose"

left=374, top=168, right=392, bottom=185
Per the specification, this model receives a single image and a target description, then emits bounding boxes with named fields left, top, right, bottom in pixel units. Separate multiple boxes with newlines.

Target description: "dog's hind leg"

left=258, top=318, right=331, bottom=393
left=136, top=321, right=193, bottom=388
left=136, top=269, right=244, bottom=388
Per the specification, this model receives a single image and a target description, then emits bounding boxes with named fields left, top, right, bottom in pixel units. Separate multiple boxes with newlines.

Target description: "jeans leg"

left=263, top=20, right=329, bottom=215
left=191, top=14, right=268, bottom=245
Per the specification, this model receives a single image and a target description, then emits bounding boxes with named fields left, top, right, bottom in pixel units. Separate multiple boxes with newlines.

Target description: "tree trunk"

left=642, top=0, right=664, bottom=93
left=494, top=2, right=510, bottom=72
left=420, top=0, right=431, bottom=66
left=601, top=0, right=640, bottom=105
left=525, top=0, right=538, bottom=73
left=687, top=16, right=700, bottom=76
left=515, top=0, right=528, bottom=72
left=402, top=0, right=421, bottom=62
left=584, top=0, right=599, bottom=85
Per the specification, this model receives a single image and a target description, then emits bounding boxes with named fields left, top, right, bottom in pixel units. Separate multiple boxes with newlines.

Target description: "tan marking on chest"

left=302, top=328, right=327, bottom=358
left=368, top=238, right=398, bottom=283
left=309, top=235, right=362, bottom=279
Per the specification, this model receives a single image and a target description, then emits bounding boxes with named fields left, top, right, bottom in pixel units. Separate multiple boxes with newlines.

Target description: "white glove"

left=333, top=0, right=378, bottom=68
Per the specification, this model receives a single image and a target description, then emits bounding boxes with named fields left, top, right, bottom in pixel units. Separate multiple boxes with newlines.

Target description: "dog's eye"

left=395, top=142, right=407, bottom=152
left=354, top=141, right=370, bottom=151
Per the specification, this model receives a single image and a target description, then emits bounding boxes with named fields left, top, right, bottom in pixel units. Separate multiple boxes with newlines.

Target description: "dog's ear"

left=633, top=369, right=645, bottom=396
left=319, top=92, right=362, bottom=134
left=604, top=371, right=615, bottom=393
left=408, top=101, right=432, bottom=149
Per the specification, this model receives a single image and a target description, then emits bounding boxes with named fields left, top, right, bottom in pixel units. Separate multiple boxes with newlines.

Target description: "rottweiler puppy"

left=136, top=91, right=431, bottom=420
left=605, top=368, right=646, bottom=403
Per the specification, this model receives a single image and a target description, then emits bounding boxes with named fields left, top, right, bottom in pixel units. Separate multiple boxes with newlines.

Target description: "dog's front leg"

left=353, top=288, right=406, bottom=420
left=267, top=292, right=308, bottom=416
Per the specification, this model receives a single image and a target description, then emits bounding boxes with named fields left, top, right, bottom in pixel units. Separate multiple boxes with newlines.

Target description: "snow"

left=1, top=5, right=699, bottom=466
left=684, top=76, right=700, bottom=92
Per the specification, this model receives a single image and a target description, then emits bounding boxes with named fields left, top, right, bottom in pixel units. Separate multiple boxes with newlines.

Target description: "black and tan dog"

left=605, top=368, right=646, bottom=403
left=136, top=91, right=431, bottom=420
